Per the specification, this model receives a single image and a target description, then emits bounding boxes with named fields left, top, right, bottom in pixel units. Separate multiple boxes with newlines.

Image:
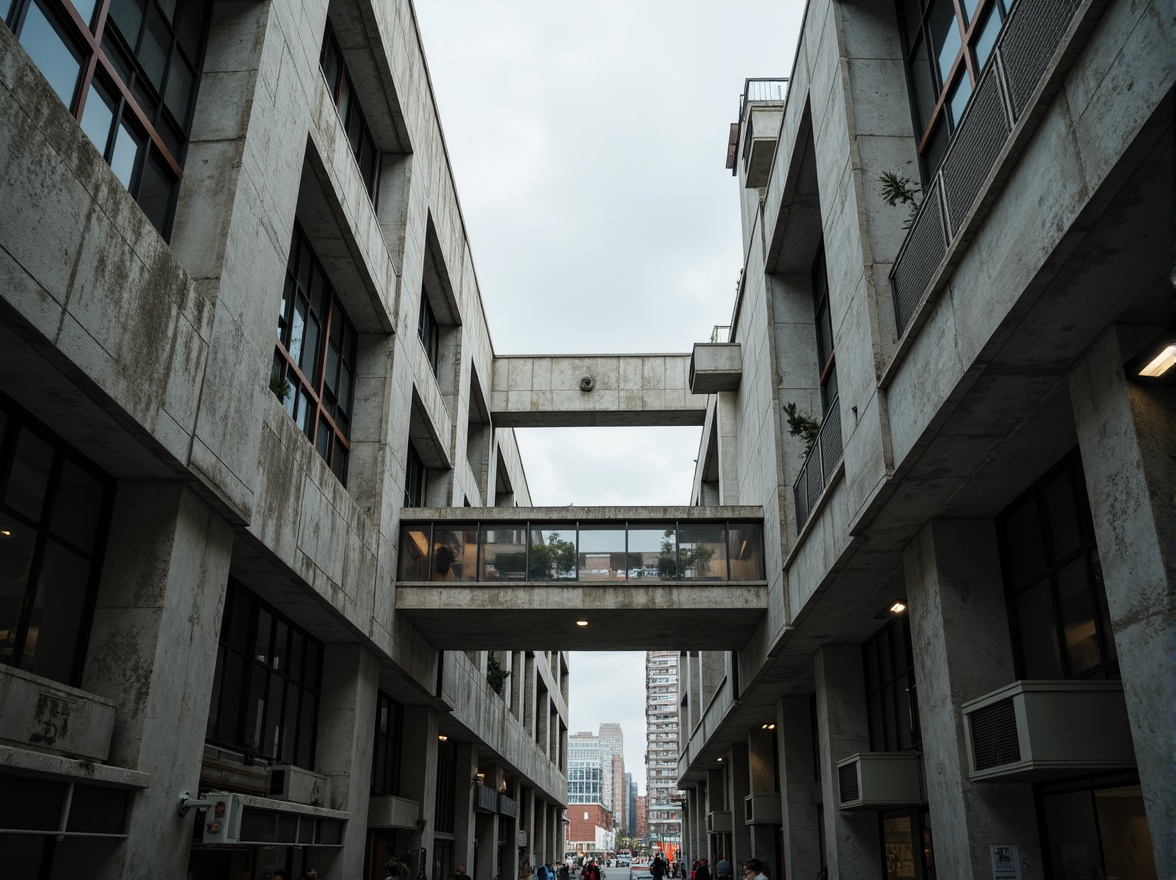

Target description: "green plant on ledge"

left=486, top=652, right=510, bottom=695
left=269, top=372, right=291, bottom=403
left=783, top=402, right=821, bottom=456
left=879, top=171, right=922, bottom=230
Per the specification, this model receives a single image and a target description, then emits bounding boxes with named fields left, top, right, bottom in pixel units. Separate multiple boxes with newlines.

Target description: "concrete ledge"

left=0, top=743, right=149, bottom=789
left=0, top=665, right=116, bottom=761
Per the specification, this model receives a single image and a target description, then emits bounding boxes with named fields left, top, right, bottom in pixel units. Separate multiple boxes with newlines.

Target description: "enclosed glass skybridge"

left=396, top=506, right=768, bottom=650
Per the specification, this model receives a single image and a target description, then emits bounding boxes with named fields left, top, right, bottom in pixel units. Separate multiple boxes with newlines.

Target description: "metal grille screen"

left=941, top=68, right=1010, bottom=236
left=837, top=762, right=860, bottom=804
left=891, top=184, right=946, bottom=333
left=969, top=697, right=1021, bottom=771
left=1001, top=0, right=1083, bottom=117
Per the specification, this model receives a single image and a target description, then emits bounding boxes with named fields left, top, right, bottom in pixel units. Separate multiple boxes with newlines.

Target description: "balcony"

left=792, top=397, right=843, bottom=531
left=890, top=0, right=1086, bottom=335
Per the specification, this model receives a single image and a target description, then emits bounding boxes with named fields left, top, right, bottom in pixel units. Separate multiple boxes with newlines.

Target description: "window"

left=319, top=21, right=379, bottom=201
left=404, top=444, right=427, bottom=507
left=812, top=243, right=837, bottom=415
left=371, top=690, right=404, bottom=796
left=897, top=0, right=1009, bottom=179
left=998, top=450, right=1117, bottom=680
left=863, top=614, right=921, bottom=752
left=418, top=294, right=440, bottom=376
left=273, top=223, right=358, bottom=486
left=206, top=581, right=323, bottom=768
left=0, top=394, right=113, bottom=687
left=1038, top=777, right=1156, bottom=879
left=434, top=736, right=456, bottom=834
left=3, top=0, right=211, bottom=237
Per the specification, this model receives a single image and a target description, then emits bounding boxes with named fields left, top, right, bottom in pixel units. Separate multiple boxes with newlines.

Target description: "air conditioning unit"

left=835, top=753, right=923, bottom=811
left=744, top=794, right=781, bottom=825
left=705, top=810, right=733, bottom=833
left=200, top=793, right=245, bottom=844
left=268, top=765, right=331, bottom=806
left=368, top=794, right=421, bottom=829
left=962, top=680, right=1135, bottom=782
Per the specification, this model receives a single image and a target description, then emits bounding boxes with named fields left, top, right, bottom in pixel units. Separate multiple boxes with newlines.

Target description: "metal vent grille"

left=819, top=403, right=842, bottom=484
left=941, top=68, right=1011, bottom=235
left=969, top=697, right=1021, bottom=771
left=891, top=183, right=947, bottom=333
left=837, top=761, right=860, bottom=804
left=1000, top=0, right=1083, bottom=117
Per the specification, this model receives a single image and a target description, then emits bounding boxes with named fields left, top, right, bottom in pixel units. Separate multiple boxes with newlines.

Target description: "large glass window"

left=0, top=395, right=113, bottom=687
left=404, top=444, right=427, bottom=508
left=897, top=0, right=1010, bottom=179
left=319, top=21, right=380, bottom=201
left=433, top=737, right=456, bottom=834
left=998, top=451, right=1117, bottom=680
left=3, top=0, right=211, bottom=238
left=418, top=294, right=440, bottom=376
left=273, top=223, right=358, bottom=486
left=371, top=690, right=403, bottom=796
left=812, top=243, right=837, bottom=415
left=863, top=613, right=921, bottom=752
left=1039, top=778, right=1156, bottom=880
left=206, top=582, right=323, bottom=769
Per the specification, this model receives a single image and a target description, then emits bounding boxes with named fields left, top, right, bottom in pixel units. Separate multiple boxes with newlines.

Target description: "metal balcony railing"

left=793, top=397, right=843, bottom=531
left=890, top=0, right=1083, bottom=335
left=739, top=77, right=789, bottom=119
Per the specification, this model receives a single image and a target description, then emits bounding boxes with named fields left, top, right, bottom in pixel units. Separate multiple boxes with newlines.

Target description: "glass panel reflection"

left=577, top=527, right=625, bottom=582
left=728, top=524, right=764, bottom=580
left=628, top=526, right=674, bottom=582
left=431, top=525, right=477, bottom=582
left=19, top=1, right=82, bottom=109
left=678, top=524, right=727, bottom=580
left=398, top=527, right=429, bottom=581
left=480, top=526, right=527, bottom=581
left=528, top=525, right=576, bottom=580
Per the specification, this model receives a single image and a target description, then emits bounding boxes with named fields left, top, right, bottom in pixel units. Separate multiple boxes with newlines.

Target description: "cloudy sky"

left=414, top=1, right=802, bottom=790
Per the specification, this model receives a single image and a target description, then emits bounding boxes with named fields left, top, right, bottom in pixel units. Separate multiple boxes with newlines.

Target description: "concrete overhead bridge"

left=396, top=506, right=767, bottom=651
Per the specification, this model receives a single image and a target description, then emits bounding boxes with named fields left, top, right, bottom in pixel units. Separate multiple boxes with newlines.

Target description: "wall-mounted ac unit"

left=962, top=680, right=1135, bottom=782
left=743, top=794, right=782, bottom=825
left=368, top=794, right=421, bottom=829
left=268, top=765, right=331, bottom=806
left=835, top=753, right=923, bottom=811
left=705, top=810, right=733, bottom=833
left=200, top=793, right=244, bottom=844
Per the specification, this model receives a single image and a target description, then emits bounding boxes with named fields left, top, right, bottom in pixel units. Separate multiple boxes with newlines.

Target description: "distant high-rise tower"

left=645, top=651, right=681, bottom=850
left=569, top=723, right=627, bottom=828
left=600, top=722, right=626, bottom=832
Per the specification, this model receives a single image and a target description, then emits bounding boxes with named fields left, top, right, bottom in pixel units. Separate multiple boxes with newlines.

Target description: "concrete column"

left=904, top=519, right=1043, bottom=879
left=80, top=484, right=233, bottom=880
left=522, top=787, right=536, bottom=871
left=503, top=779, right=522, bottom=880
left=401, top=705, right=440, bottom=870
left=813, top=646, right=878, bottom=879
left=705, top=768, right=726, bottom=862
left=474, top=807, right=497, bottom=880
left=777, top=696, right=820, bottom=880
left=511, top=652, right=525, bottom=720
left=718, top=393, right=740, bottom=503
left=455, top=743, right=479, bottom=875
left=727, top=743, right=751, bottom=869
left=745, top=729, right=775, bottom=874
left=700, top=652, right=724, bottom=709
left=1070, top=328, right=1175, bottom=878
left=524, top=653, right=537, bottom=740
left=315, top=644, right=381, bottom=878
left=534, top=800, right=548, bottom=866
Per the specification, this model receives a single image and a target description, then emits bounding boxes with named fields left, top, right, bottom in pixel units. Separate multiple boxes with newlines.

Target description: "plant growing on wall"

left=783, top=402, right=821, bottom=456
left=269, top=372, right=291, bottom=403
left=879, top=171, right=922, bottom=229
left=486, top=652, right=510, bottom=695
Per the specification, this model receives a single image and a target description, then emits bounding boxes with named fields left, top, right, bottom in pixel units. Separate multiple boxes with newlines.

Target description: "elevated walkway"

left=396, top=506, right=767, bottom=649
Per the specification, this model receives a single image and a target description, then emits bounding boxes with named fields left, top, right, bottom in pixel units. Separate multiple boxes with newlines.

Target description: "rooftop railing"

left=738, top=77, right=789, bottom=119
left=398, top=518, right=765, bottom=584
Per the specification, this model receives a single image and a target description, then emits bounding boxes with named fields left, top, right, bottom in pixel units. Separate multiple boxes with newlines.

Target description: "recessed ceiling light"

left=890, top=601, right=907, bottom=614
left=1138, top=344, right=1176, bottom=378
left=0, top=530, right=10, bottom=537
left=438, top=734, right=448, bottom=741
left=717, top=757, right=723, bottom=762
left=576, top=620, right=589, bottom=626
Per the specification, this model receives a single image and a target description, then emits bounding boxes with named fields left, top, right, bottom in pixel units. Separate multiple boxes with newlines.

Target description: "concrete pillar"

left=524, top=653, right=537, bottom=740
left=474, top=806, right=497, bottom=880
left=315, top=644, right=381, bottom=878
left=534, top=799, right=548, bottom=865
left=503, top=779, right=522, bottom=880
left=522, top=786, right=536, bottom=872
left=813, top=646, right=878, bottom=879
left=401, top=706, right=440, bottom=870
left=777, top=696, right=820, bottom=880
left=700, top=652, right=724, bottom=709
left=1070, top=328, right=1175, bottom=878
left=904, top=519, right=1043, bottom=879
left=455, top=743, right=479, bottom=875
left=727, top=743, right=751, bottom=869
left=80, top=484, right=233, bottom=880
left=705, top=768, right=726, bottom=862
left=718, top=393, right=740, bottom=504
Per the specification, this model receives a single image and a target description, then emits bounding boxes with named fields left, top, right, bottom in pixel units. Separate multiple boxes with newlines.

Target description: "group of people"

left=533, top=858, right=599, bottom=880
left=679, top=856, right=767, bottom=880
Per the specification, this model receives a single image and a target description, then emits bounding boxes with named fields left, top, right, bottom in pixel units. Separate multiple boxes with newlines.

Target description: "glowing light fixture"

left=438, top=734, right=448, bottom=741
left=576, top=620, right=589, bottom=627
left=890, top=601, right=907, bottom=614
left=717, top=757, right=724, bottom=762
left=1138, top=344, right=1176, bottom=378
left=0, top=530, right=10, bottom=537
left=761, top=723, right=776, bottom=730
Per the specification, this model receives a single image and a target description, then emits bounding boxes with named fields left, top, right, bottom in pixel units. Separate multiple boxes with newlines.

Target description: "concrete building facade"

left=0, top=1, right=572, bottom=878
left=677, top=1, right=1172, bottom=880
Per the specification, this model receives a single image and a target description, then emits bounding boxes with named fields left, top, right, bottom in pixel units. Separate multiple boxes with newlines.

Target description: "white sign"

left=990, top=845, right=1021, bottom=880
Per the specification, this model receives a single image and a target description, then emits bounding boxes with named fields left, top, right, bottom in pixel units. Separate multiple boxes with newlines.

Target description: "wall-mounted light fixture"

left=1127, top=329, right=1176, bottom=386
left=438, top=734, right=448, bottom=742
left=890, top=601, right=907, bottom=614
left=760, top=723, right=776, bottom=730
left=576, top=620, right=589, bottom=627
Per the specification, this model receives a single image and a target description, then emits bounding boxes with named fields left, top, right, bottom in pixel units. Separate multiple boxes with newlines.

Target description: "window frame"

left=0, top=392, right=115, bottom=688
left=371, top=690, right=404, bottom=797
left=418, top=293, right=441, bottom=377
left=273, top=222, right=358, bottom=486
left=2, top=0, right=212, bottom=237
left=896, top=0, right=1010, bottom=180
left=319, top=20, right=381, bottom=203
left=206, top=580, right=324, bottom=769
left=862, top=613, right=921, bottom=752
left=811, top=243, right=837, bottom=416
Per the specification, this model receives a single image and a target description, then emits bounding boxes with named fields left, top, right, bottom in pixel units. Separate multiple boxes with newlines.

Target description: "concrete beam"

left=490, top=355, right=707, bottom=427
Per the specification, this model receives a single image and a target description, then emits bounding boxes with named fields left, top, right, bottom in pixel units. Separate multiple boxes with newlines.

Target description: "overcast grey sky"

left=414, top=1, right=802, bottom=792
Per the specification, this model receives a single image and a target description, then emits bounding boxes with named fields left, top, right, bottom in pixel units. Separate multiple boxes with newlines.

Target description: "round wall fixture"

left=579, top=376, right=595, bottom=392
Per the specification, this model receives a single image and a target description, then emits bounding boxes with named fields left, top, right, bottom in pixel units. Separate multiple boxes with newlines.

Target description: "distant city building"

left=566, top=804, right=616, bottom=857
left=636, top=795, right=648, bottom=840
left=625, top=773, right=638, bottom=835
left=568, top=723, right=627, bottom=830
left=645, top=651, right=681, bottom=849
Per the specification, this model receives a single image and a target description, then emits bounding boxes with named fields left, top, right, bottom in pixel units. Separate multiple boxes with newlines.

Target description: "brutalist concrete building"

left=0, top=1, right=571, bottom=877
left=678, top=1, right=1171, bottom=879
